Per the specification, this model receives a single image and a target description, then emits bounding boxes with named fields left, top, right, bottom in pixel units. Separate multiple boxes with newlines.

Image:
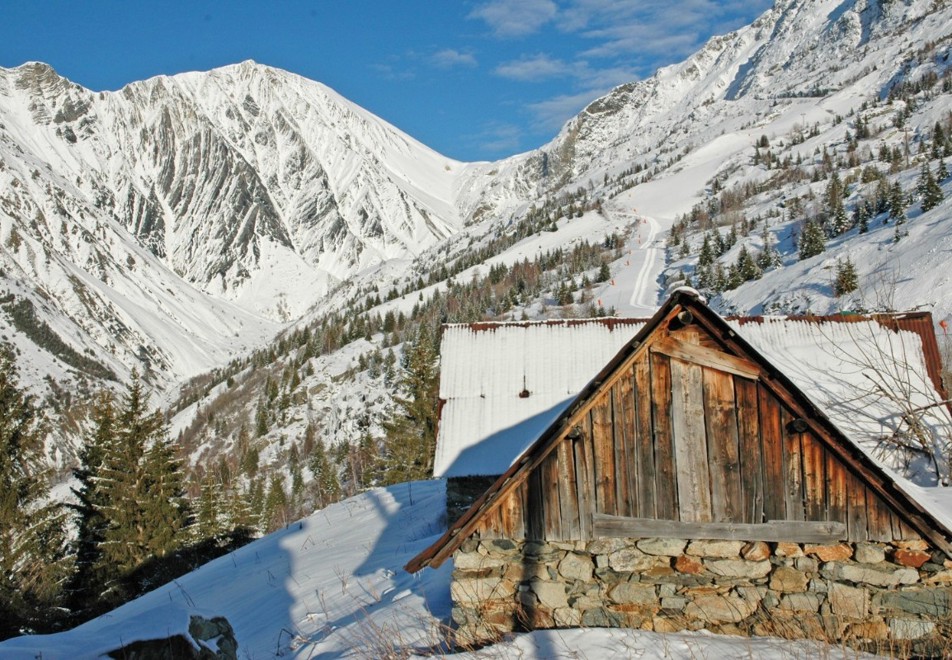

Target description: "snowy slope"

left=0, top=481, right=888, bottom=659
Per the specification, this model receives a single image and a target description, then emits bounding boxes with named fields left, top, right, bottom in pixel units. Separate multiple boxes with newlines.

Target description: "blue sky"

left=1, top=1, right=772, bottom=162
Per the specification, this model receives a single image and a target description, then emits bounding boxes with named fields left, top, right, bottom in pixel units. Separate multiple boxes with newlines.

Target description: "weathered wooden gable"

left=406, top=290, right=952, bottom=573
left=470, top=302, right=931, bottom=547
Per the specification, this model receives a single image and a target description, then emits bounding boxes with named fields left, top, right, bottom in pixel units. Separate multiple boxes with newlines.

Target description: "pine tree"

left=69, top=391, right=117, bottom=612
left=825, top=172, right=849, bottom=235
left=833, top=257, right=859, bottom=296
left=263, top=474, right=289, bottom=532
left=196, top=475, right=226, bottom=541
left=92, top=372, right=188, bottom=606
left=798, top=219, right=826, bottom=260
left=920, top=162, right=944, bottom=212
left=735, top=245, right=761, bottom=283
left=888, top=181, right=906, bottom=224
left=308, top=439, right=341, bottom=508
left=380, top=326, right=440, bottom=485
left=0, top=349, right=70, bottom=636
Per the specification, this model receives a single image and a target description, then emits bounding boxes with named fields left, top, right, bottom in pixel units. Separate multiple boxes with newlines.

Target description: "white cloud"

left=495, top=54, right=569, bottom=81
left=431, top=49, right=478, bottom=69
left=468, top=0, right=558, bottom=37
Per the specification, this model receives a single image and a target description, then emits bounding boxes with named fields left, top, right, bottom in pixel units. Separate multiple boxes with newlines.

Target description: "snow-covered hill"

left=0, top=480, right=902, bottom=658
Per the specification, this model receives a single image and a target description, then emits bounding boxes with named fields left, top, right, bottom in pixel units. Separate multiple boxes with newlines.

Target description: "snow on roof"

left=435, top=312, right=950, bottom=481
left=433, top=319, right=647, bottom=478
left=728, top=315, right=951, bottom=480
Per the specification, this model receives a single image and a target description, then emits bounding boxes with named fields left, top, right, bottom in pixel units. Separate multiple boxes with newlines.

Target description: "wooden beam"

left=651, top=336, right=761, bottom=380
left=593, top=514, right=847, bottom=543
left=670, top=359, right=713, bottom=522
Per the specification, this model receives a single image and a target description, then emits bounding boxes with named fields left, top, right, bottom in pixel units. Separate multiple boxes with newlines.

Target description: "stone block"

left=454, top=551, right=509, bottom=571
left=774, top=542, right=803, bottom=557
left=704, top=558, right=772, bottom=578
left=553, top=607, right=582, bottom=627
left=660, top=596, right=689, bottom=610
left=587, top=537, right=629, bottom=555
left=529, top=579, right=568, bottom=609
left=821, top=561, right=919, bottom=587
left=888, top=618, right=936, bottom=640
left=828, top=582, right=869, bottom=618
left=854, top=543, right=885, bottom=564
left=779, top=592, right=822, bottom=612
left=684, top=593, right=758, bottom=624
left=451, top=576, right=514, bottom=604
left=609, top=547, right=664, bottom=572
left=686, top=540, right=744, bottom=558
left=803, top=543, right=853, bottom=562
left=485, top=538, right=519, bottom=554
left=893, top=548, right=931, bottom=568
left=558, top=552, right=594, bottom=582
left=504, top=561, right=548, bottom=582
left=653, top=616, right=682, bottom=633
left=770, top=566, right=809, bottom=593
left=875, top=589, right=949, bottom=617
left=581, top=607, right=628, bottom=627
left=741, top=541, right=771, bottom=561
left=609, top=582, right=657, bottom=605
left=794, top=556, right=818, bottom=573
left=643, top=565, right=675, bottom=579
left=570, top=594, right=603, bottom=610
left=637, top=538, right=687, bottom=556
left=896, top=539, right=930, bottom=552
left=674, top=555, right=704, bottom=575
left=845, top=619, right=889, bottom=641
left=923, top=569, right=952, bottom=584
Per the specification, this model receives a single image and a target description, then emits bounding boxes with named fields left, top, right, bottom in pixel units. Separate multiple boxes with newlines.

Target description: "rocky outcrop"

left=105, top=614, right=237, bottom=660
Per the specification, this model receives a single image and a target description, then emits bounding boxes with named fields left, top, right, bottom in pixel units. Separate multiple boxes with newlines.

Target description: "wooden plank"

left=650, top=352, right=678, bottom=520
left=591, top=394, right=616, bottom=516
left=557, top=438, right=581, bottom=540
left=543, top=453, right=562, bottom=540
left=846, top=475, right=869, bottom=543
left=702, top=367, right=742, bottom=522
left=669, top=358, right=713, bottom=522
left=574, top=412, right=596, bottom=541
left=758, top=385, right=785, bottom=521
left=826, top=452, right=847, bottom=528
left=593, top=514, right=847, bottom=543
left=781, top=408, right=805, bottom=522
left=634, top=354, right=656, bottom=519
left=612, top=376, right=633, bottom=518
left=801, top=433, right=826, bottom=520
left=527, top=467, right=545, bottom=541
left=652, top=336, right=761, bottom=380
left=866, top=489, right=893, bottom=542
left=735, top=377, right=763, bottom=524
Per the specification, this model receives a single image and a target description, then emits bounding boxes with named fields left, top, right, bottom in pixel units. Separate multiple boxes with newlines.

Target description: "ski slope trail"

left=595, top=201, right=665, bottom=318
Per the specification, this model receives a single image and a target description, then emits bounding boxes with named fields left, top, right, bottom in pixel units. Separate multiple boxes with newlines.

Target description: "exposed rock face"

left=450, top=538, right=951, bottom=655
left=105, top=614, right=237, bottom=660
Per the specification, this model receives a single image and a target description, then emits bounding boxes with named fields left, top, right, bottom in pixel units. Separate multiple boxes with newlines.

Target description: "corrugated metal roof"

left=433, top=319, right=647, bottom=478
left=435, top=313, right=949, bottom=478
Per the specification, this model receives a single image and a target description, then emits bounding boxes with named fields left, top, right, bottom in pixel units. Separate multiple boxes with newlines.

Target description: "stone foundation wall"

left=450, top=537, right=952, bottom=654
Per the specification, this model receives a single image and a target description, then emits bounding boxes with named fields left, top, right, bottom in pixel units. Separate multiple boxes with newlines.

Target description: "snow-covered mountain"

left=0, top=60, right=482, bottom=399
left=0, top=0, right=950, bottom=465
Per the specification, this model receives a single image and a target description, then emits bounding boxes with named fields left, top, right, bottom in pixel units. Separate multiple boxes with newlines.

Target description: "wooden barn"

left=407, top=288, right=952, bottom=652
